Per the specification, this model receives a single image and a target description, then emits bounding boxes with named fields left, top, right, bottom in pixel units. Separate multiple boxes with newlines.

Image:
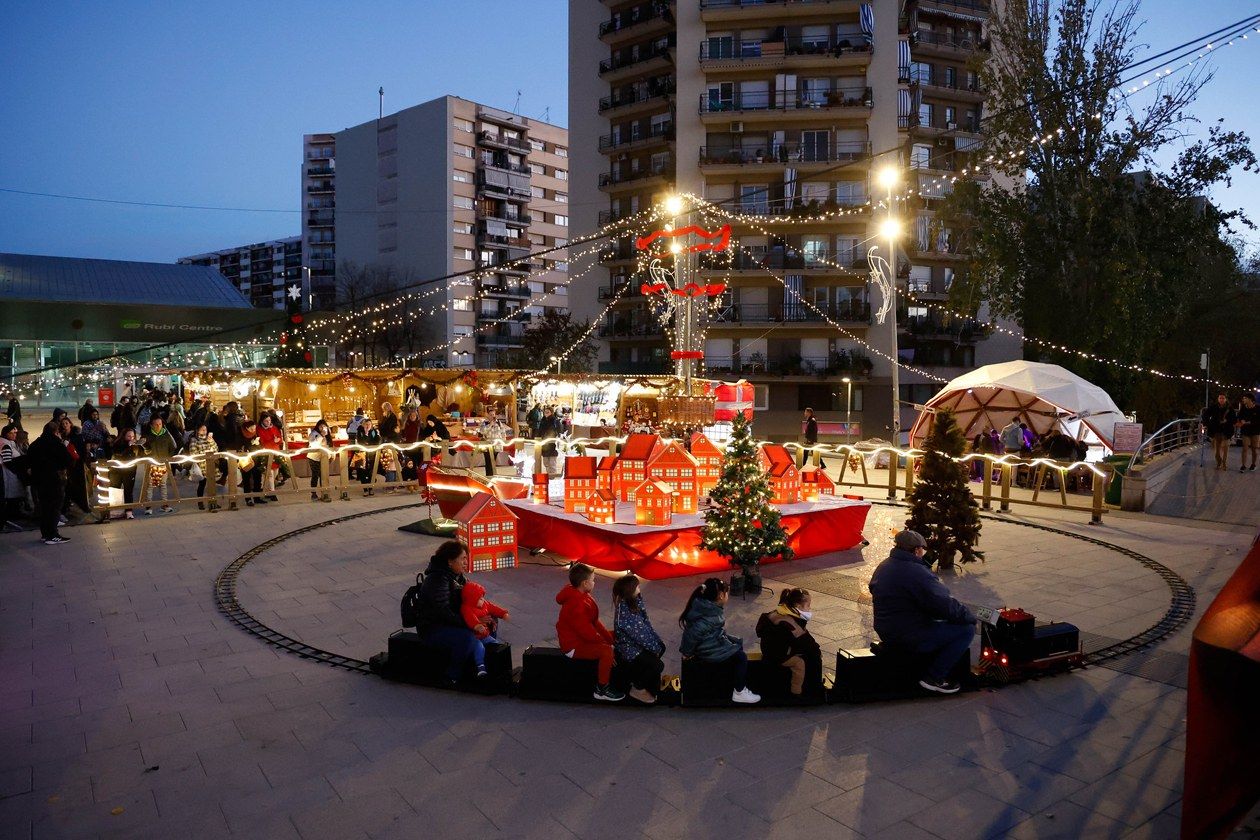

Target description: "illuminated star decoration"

left=287, top=284, right=302, bottom=302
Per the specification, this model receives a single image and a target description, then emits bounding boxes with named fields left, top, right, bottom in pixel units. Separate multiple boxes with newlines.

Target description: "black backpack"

left=400, top=573, right=424, bottom=628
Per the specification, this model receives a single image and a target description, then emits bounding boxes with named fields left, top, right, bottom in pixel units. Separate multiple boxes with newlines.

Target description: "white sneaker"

left=57, top=516, right=68, bottom=526
left=731, top=687, right=761, bottom=704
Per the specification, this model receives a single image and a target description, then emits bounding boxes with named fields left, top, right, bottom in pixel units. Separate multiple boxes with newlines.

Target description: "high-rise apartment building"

left=178, top=236, right=303, bottom=310
left=569, top=0, right=1020, bottom=439
left=302, top=133, right=338, bottom=309
left=326, top=96, right=571, bottom=368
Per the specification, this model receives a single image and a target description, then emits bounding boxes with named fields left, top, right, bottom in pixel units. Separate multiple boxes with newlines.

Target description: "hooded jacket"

left=613, top=596, right=665, bottom=663
left=756, top=605, right=820, bottom=665
left=460, top=581, right=508, bottom=640
left=143, top=425, right=180, bottom=461
left=868, top=548, right=976, bottom=644
left=555, top=585, right=613, bottom=651
left=415, top=560, right=466, bottom=635
left=679, top=598, right=741, bottom=662
left=27, top=430, right=72, bottom=485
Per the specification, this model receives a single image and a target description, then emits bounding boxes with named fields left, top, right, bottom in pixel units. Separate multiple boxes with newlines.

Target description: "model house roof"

left=564, top=456, right=597, bottom=480
left=455, top=492, right=518, bottom=522
left=802, top=468, right=834, bottom=486
left=690, top=433, right=722, bottom=456
left=760, top=444, right=797, bottom=478
left=597, top=455, right=618, bottom=471
left=634, top=480, right=675, bottom=497
left=619, top=434, right=659, bottom=462
left=587, top=488, right=616, bottom=503
left=648, top=440, right=697, bottom=468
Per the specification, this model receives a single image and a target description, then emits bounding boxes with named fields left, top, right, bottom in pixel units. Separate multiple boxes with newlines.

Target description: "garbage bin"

left=1103, top=455, right=1130, bottom=506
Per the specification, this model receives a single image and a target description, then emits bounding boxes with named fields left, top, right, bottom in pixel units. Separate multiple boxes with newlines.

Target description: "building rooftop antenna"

left=378, top=87, right=384, bottom=120
left=512, top=89, right=522, bottom=114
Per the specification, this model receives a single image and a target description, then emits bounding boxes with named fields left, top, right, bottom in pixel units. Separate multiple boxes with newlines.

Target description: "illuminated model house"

left=617, top=434, right=659, bottom=501
left=563, top=456, right=598, bottom=512
left=801, top=468, right=836, bottom=501
left=633, top=480, right=675, bottom=526
left=759, top=444, right=802, bottom=504
left=689, top=433, right=724, bottom=496
left=585, top=489, right=616, bottom=524
left=646, top=440, right=699, bottom=513
left=597, top=455, right=619, bottom=495
left=532, top=472, right=549, bottom=504
left=455, top=492, right=519, bottom=572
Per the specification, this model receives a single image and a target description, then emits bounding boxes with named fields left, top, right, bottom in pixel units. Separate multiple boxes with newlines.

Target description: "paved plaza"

left=1, top=493, right=1255, bottom=839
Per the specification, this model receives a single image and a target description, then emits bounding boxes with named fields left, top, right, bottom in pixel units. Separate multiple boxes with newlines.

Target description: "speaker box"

left=680, top=656, right=741, bottom=707
left=832, top=645, right=970, bottom=703
left=518, top=646, right=600, bottom=702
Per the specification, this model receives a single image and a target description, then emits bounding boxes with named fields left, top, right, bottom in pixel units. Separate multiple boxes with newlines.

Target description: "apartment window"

left=835, top=181, right=866, bottom=205
left=650, top=112, right=670, bottom=134
left=910, top=61, right=931, bottom=84
left=529, top=138, right=545, bottom=151
left=453, top=298, right=472, bottom=311
left=555, top=146, right=567, bottom=158
left=453, top=172, right=472, bottom=184
left=554, top=192, right=568, bottom=203
left=453, top=118, right=474, bottom=132
left=910, top=144, right=932, bottom=170
left=707, top=82, right=734, bottom=110
left=531, top=163, right=546, bottom=176
left=753, top=385, right=769, bottom=411
left=800, top=130, right=829, bottom=162
left=965, top=71, right=979, bottom=92
left=553, top=214, right=568, bottom=226
left=965, top=109, right=980, bottom=131
left=707, top=33, right=735, bottom=59
left=918, top=103, right=933, bottom=128
left=531, top=185, right=545, bottom=199
left=944, top=66, right=957, bottom=88
left=453, top=222, right=473, bottom=235
left=455, top=248, right=474, bottom=261
left=454, top=196, right=474, bottom=210
left=944, top=106, right=957, bottom=127
left=799, top=182, right=829, bottom=205
left=649, top=152, right=669, bottom=174
left=740, top=184, right=768, bottom=214
left=453, top=143, right=474, bottom=158
left=555, top=169, right=568, bottom=181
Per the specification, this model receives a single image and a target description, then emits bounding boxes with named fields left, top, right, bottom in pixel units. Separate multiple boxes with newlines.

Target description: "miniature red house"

left=597, top=455, right=619, bottom=495
left=633, top=480, right=674, bottom=526
left=532, top=472, right=549, bottom=505
left=646, top=440, right=699, bottom=513
left=759, top=444, right=801, bottom=504
left=455, top=492, right=520, bottom=572
left=801, top=468, right=836, bottom=501
left=617, top=434, right=660, bottom=501
left=584, top=489, right=616, bottom=524
left=563, top=456, right=598, bottom=512
left=689, top=433, right=724, bottom=496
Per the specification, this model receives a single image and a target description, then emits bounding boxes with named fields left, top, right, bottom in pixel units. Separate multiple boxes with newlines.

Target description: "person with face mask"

left=756, top=587, right=823, bottom=699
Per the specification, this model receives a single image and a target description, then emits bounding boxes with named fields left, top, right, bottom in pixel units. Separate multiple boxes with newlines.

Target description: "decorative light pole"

left=876, top=166, right=901, bottom=443
left=842, top=376, right=853, bottom=444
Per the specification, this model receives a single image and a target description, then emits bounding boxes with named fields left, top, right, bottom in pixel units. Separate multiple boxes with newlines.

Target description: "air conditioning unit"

left=936, top=138, right=950, bottom=147
left=730, top=121, right=745, bottom=133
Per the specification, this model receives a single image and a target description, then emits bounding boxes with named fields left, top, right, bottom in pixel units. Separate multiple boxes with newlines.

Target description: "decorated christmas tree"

left=906, top=408, right=984, bottom=570
left=700, top=411, right=793, bottom=593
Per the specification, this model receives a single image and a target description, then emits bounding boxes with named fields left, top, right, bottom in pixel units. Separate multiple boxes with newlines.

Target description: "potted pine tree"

left=906, top=408, right=984, bottom=571
left=700, top=411, right=794, bottom=595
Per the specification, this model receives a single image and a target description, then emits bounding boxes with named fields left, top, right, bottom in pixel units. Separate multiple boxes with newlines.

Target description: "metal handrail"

left=1126, top=418, right=1202, bottom=472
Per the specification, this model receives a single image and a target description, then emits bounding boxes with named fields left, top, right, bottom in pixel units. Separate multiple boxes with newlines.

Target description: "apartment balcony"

left=699, top=88, right=872, bottom=124
left=911, top=240, right=967, bottom=261
left=476, top=325, right=527, bottom=346
left=699, top=247, right=870, bottom=273
left=478, top=130, right=531, bottom=153
left=476, top=107, right=529, bottom=130
left=476, top=306, right=526, bottom=322
left=598, top=164, right=672, bottom=193
left=306, top=182, right=335, bottom=194
left=598, top=123, right=674, bottom=153
left=599, top=241, right=640, bottom=265
left=698, top=141, right=871, bottom=173
left=597, top=209, right=641, bottom=229
left=478, top=159, right=532, bottom=176
left=728, top=198, right=872, bottom=221
left=305, top=211, right=334, bottom=227
left=900, top=313, right=988, bottom=342
left=699, top=37, right=871, bottom=72
left=599, top=39, right=676, bottom=85
left=709, top=301, right=871, bottom=326
left=914, top=77, right=985, bottom=103
left=916, top=0, right=990, bottom=20
left=598, top=360, right=671, bottom=375
left=479, top=282, right=532, bottom=298
left=477, top=206, right=531, bottom=226
left=700, top=0, right=863, bottom=23
left=910, top=29, right=986, bottom=58
left=599, top=319, right=666, bottom=338
left=598, top=77, right=675, bottom=117
left=599, top=2, right=673, bottom=46
left=597, top=283, right=647, bottom=301
left=306, top=166, right=334, bottom=176
left=704, top=353, right=870, bottom=377
left=480, top=255, right=539, bottom=275
left=477, top=183, right=532, bottom=203
left=478, top=232, right=532, bottom=249
left=908, top=116, right=982, bottom=141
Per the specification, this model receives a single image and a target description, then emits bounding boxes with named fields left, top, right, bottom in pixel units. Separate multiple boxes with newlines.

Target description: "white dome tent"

left=908, top=361, right=1125, bottom=458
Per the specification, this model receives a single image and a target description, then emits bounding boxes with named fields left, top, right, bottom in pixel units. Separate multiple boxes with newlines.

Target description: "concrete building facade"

left=328, top=97, right=571, bottom=368
left=569, top=0, right=1021, bottom=440
left=178, top=236, right=304, bottom=311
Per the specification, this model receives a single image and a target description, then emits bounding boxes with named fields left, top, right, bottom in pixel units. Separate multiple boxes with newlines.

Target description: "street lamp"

left=876, top=166, right=901, bottom=444
left=550, top=355, right=561, bottom=374
left=841, top=376, right=853, bottom=444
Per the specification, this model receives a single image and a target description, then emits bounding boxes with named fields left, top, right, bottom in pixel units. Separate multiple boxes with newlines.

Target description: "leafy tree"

left=700, top=412, right=793, bottom=590
left=906, top=409, right=984, bottom=570
left=944, top=0, right=1256, bottom=421
left=496, top=310, right=598, bottom=372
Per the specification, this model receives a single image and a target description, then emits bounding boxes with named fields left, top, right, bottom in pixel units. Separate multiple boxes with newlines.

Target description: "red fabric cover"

left=1182, top=533, right=1260, bottom=840
left=555, top=586, right=613, bottom=651
left=509, top=500, right=870, bottom=580
left=460, top=581, right=508, bottom=640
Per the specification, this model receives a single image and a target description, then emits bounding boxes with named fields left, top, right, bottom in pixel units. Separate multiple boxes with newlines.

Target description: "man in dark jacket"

left=536, top=407, right=564, bottom=476
left=27, top=422, right=72, bottom=544
left=802, top=407, right=825, bottom=469
left=868, top=529, right=975, bottom=694
left=1202, top=393, right=1237, bottom=471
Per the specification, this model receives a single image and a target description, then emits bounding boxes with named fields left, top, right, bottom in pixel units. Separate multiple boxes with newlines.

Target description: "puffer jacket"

left=679, top=598, right=741, bottom=662
left=415, top=562, right=466, bottom=635
left=756, top=605, right=820, bottom=665
left=555, top=585, right=613, bottom=651
left=613, top=596, right=665, bottom=663
left=142, top=426, right=180, bottom=461
left=868, top=548, right=976, bottom=645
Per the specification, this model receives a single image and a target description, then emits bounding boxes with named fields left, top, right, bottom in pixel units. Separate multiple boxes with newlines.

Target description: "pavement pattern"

left=0, top=493, right=1255, bottom=839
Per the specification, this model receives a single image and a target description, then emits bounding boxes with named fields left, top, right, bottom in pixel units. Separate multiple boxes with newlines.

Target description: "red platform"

left=502, top=495, right=871, bottom=579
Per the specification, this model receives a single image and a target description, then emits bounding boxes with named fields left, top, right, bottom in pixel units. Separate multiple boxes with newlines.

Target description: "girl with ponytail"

left=678, top=578, right=760, bottom=704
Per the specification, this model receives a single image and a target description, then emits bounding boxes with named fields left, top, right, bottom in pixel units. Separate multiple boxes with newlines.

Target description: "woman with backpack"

left=410, top=540, right=496, bottom=684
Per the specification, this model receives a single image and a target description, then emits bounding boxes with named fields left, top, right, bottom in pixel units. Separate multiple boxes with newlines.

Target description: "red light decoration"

left=634, top=224, right=732, bottom=256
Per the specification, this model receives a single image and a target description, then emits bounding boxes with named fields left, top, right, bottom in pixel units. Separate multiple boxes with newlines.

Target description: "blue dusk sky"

left=0, top=0, right=1256, bottom=263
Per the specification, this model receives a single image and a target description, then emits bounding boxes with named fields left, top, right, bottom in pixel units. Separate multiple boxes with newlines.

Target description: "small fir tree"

left=906, top=408, right=984, bottom=570
left=700, top=411, right=793, bottom=587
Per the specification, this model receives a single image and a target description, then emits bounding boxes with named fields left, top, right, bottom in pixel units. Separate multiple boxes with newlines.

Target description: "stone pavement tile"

left=259, top=735, right=371, bottom=789
left=558, top=748, right=677, bottom=799
left=968, top=763, right=1087, bottom=815
left=802, top=749, right=894, bottom=793
left=970, top=705, right=1094, bottom=747
left=1005, top=799, right=1129, bottom=839
left=763, top=806, right=860, bottom=840
left=814, top=778, right=935, bottom=835
left=724, top=767, right=845, bottom=822
left=288, top=788, right=415, bottom=840
left=944, top=726, right=1054, bottom=774
left=85, top=710, right=187, bottom=753
left=1066, top=771, right=1181, bottom=828
left=638, top=722, right=750, bottom=770
left=0, top=765, right=32, bottom=799
left=195, top=730, right=303, bottom=779
left=32, top=787, right=160, bottom=838
left=213, top=670, right=303, bottom=703
left=907, top=786, right=1031, bottom=840
left=860, top=819, right=945, bottom=840
left=220, top=776, right=341, bottom=833
left=321, top=746, right=439, bottom=801
left=718, top=731, right=825, bottom=780
left=1028, top=740, right=1157, bottom=785
left=1121, top=808, right=1181, bottom=839
left=233, top=701, right=337, bottom=742
left=535, top=776, right=680, bottom=840
left=645, top=795, right=773, bottom=840
left=139, top=719, right=244, bottom=766
left=885, top=751, right=985, bottom=801
left=216, top=811, right=304, bottom=840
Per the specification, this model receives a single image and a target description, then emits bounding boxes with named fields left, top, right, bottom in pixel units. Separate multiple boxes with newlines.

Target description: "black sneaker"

left=44, top=536, right=70, bottom=545
left=475, top=666, right=488, bottom=680
left=919, top=677, right=961, bottom=695
left=593, top=684, right=625, bottom=702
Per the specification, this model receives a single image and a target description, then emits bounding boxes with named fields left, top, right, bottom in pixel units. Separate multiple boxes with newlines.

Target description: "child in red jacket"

left=461, top=581, right=508, bottom=644
left=556, top=563, right=625, bottom=702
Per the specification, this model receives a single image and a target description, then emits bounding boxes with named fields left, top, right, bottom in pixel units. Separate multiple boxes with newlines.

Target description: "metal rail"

left=1126, top=417, right=1202, bottom=473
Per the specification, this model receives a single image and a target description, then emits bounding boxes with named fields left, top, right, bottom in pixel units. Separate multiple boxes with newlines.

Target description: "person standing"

left=357, top=418, right=381, bottom=496
left=238, top=420, right=265, bottom=506
left=378, top=402, right=400, bottom=444
left=5, top=396, right=20, bottom=431
left=140, top=416, right=180, bottom=514
left=184, top=424, right=220, bottom=510
left=307, top=419, right=333, bottom=501
left=1237, top=394, right=1259, bottom=472
left=1202, top=393, right=1237, bottom=471
left=257, top=412, right=289, bottom=500
left=1000, top=417, right=1023, bottom=456
left=1, top=423, right=26, bottom=528
left=110, top=428, right=144, bottom=519
left=27, top=422, right=72, bottom=544
left=77, top=399, right=96, bottom=423
left=536, top=406, right=563, bottom=477
left=802, top=407, right=825, bottom=469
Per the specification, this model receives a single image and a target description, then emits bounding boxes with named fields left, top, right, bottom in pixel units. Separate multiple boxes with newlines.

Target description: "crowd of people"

left=1202, top=392, right=1259, bottom=472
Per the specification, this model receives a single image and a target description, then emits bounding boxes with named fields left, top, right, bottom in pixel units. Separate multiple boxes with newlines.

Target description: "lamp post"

left=842, top=376, right=853, bottom=444
left=550, top=355, right=562, bottom=374
left=876, top=166, right=901, bottom=444
left=663, top=194, right=695, bottom=394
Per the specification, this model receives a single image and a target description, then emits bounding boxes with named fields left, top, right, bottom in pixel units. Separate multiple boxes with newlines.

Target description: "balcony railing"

left=599, top=241, right=639, bottom=262
left=306, top=183, right=334, bottom=193
left=701, top=0, right=860, bottom=8
left=700, top=87, right=872, bottom=114
left=599, top=78, right=676, bottom=113
left=701, top=247, right=870, bottom=271
left=306, top=166, right=334, bottom=176
left=479, top=233, right=532, bottom=248
left=599, top=164, right=671, bottom=187
left=700, top=36, right=872, bottom=61
left=600, top=320, right=666, bottom=337
left=598, top=361, right=671, bottom=375
left=599, top=3, right=672, bottom=37
left=478, top=130, right=531, bottom=152
left=479, top=159, right=532, bottom=175
left=732, top=198, right=869, bottom=218
left=598, top=123, right=675, bottom=151
left=598, top=283, right=645, bottom=300
left=901, top=314, right=986, bottom=339
left=914, top=76, right=985, bottom=96
left=480, top=283, right=532, bottom=297
left=711, top=302, right=871, bottom=324
left=478, top=207, right=532, bottom=225
left=918, top=0, right=990, bottom=14
left=699, top=141, right=870, bottom=165
left=912, top=29, right=982, bottom=52
left=599, top=37, right=676, bottom=75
